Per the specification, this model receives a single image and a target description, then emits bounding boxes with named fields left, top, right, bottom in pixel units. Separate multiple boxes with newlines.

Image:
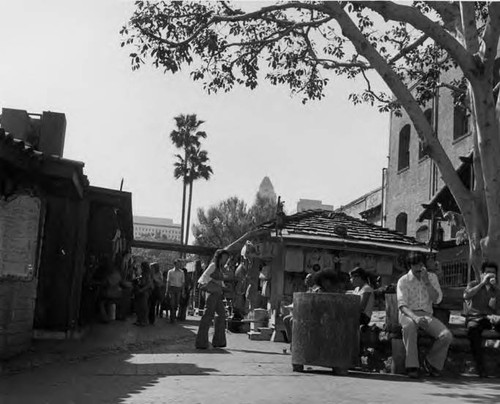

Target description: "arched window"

left=453, top=105, right=469, bottom=140
left=416, top=225, right=429, bottom=243
left=395, top=212, right=408, bottom=235
left=398, top=125, right=411, bottom=171
left=419, top=109, right=433, bottom=159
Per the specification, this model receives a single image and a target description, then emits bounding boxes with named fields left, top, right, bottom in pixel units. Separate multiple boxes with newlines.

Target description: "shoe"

left=406, top=367, right=420, bottom=379
left=423, top=358, right=441, bottom=377
left=212, top=344, right=226, bottom=348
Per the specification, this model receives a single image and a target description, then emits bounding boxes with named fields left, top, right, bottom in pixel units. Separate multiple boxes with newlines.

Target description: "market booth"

left=225, top=210, right=430, bottom=341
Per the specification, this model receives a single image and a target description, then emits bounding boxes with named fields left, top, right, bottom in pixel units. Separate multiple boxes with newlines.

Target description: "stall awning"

left=417, top=154, right=473, bottom=222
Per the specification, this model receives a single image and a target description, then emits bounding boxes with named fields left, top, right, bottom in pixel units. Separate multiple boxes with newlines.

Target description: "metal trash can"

left=291, top=292, right=360, bottom=373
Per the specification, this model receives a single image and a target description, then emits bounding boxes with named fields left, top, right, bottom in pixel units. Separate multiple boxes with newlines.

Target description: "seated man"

left=463, top=261, right=500, bottom=377
left=396, top=252, right=453, bottom=379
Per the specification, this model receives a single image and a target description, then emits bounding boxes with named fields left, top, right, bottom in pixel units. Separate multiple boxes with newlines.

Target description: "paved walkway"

left=1, top=317, right=499, bottom=403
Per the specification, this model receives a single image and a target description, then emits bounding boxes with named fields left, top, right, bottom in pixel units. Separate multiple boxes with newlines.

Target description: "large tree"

left=170, top=114, right=208, bottom=245
left=122, top=1, right=500, bottom=279
left=184, top=146, right=213, bottom=245
left=192, top=196, right=253, bottom=248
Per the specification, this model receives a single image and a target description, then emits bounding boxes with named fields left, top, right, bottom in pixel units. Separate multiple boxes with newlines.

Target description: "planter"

left=291, top=292, right=360, bottom=373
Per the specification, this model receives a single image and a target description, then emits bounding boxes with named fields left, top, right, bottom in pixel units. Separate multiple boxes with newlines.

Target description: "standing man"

left=166, top=259, right=185, bottom=323
left=463, top=261, right=500, bottom=377
left=396, top=252, right=453, bottom=378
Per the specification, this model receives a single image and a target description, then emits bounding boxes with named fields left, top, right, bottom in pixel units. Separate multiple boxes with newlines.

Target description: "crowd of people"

left=132, top=258, right=193, bottom=327
left=94, top=246, right=500, bottom=379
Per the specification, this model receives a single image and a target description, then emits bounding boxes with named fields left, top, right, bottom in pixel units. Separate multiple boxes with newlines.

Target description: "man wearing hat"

left=396, top=252, right=452, bottom=378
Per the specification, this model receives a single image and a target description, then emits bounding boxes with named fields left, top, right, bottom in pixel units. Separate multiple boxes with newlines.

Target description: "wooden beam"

left=131, top=239, right=217, bottom=257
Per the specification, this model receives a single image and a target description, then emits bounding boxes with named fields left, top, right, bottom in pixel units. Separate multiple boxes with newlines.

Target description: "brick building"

left=385, top=69, right=473, bottom=244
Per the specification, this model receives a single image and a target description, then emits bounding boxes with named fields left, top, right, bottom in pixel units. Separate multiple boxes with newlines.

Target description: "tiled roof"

left=257, top=210, right=428, bottom=252
left=0, top=129, right=44, bottom=159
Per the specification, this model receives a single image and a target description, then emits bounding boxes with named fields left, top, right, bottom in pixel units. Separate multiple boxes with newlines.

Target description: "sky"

left=0, top=0, right=390, bottom=229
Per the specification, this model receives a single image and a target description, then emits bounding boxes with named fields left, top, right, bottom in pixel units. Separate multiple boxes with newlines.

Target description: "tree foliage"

left=122, top=1, right=500, bottom=278
left=192, top=196, right=252, bottom=248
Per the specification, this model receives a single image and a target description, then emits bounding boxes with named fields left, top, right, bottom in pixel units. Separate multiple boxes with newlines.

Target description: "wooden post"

left=385, top=293, right=406, bottom=374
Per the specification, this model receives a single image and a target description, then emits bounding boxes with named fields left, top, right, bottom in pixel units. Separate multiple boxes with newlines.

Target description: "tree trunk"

left=185, top=180, right=194, bottom=246
left=180, top=177, right=187, bottom=247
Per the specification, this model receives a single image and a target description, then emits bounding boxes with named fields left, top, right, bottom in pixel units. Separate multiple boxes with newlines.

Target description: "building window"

left=418, top=109, right=433, bottom=160
left=395, top=212, right=408, bottom=235
left=453, top=105, right=469, bottom=140
left=415, top=225, right=429, bottom=243
left=398, top=125, right=411, bottom=171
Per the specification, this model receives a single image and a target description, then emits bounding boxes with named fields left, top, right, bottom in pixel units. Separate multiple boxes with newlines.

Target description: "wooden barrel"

left=291, top=292, right=360, bottom=371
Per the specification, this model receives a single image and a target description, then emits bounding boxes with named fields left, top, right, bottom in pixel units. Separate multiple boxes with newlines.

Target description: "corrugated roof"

left=256, top=210, right=429, bottom=252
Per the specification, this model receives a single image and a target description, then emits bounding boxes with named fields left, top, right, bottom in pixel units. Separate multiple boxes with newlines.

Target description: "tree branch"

left=323, top=1, right=472, bottom=209
left=482, top=2, right=500, bottom=72
left=428, top=2, right=461, bottom=33
left=437, top=81, right=467, bottom=94
left=358, top=1, right=478, bottom=81
left=360, top=70, right=391, bottom=103
left=388, top=33, right=428, bottom=65
left=459, top=2, right=480, bottom=53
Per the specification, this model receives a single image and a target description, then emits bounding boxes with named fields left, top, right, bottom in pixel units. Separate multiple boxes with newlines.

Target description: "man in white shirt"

left=397, top=252, right=452, bottom=378
left=166, top=259, right=185, bottom=323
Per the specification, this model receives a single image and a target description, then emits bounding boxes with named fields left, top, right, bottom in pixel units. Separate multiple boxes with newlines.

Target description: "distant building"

left=133, top=215, right=181, bottom=242
left=258, top=176, right=277, bottom=200
left=336, top=187, right=383, bottom=226
left=296, top=199, right=334, bottom=213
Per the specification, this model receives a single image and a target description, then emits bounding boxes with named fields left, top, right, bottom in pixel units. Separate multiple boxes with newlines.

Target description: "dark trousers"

left=168, top=287, right=182, bottom=322
left=467, top=317, right=500, bottom=372
left=283, top=314, right=293, bottom=343
left=135, top=293, right=149, bottom=325
left=178, top=292, right=190, bottom=321
left=195, top=291, right=226, bottom=348
left=148, top=287, right=162, bottom=324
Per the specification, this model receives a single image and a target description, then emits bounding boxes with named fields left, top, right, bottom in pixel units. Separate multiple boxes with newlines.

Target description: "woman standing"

left=134, top=262, right=153, bottom=326
left=195, top=249, right=230, bottom=349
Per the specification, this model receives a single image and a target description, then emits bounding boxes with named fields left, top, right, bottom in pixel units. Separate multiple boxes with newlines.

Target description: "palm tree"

left=184, top=147, right=213, bottom=245
left=170, top=114, right=207, bottom=245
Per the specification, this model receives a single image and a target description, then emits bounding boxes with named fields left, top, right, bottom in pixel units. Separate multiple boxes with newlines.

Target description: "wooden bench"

left=385, top=290, right=500, bottom=374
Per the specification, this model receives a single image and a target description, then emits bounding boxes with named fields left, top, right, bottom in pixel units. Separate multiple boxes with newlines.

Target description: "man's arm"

left=464, top=277, right=492, bottom=300
left=422, top=270, right=442, bottom=304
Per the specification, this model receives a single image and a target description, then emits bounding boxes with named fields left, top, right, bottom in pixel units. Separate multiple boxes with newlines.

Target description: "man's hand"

left=482, top=273, right=495, bottom=286
left=414, top=316, right=429, bottom=329
left=421, top=268, right=430, bottom=284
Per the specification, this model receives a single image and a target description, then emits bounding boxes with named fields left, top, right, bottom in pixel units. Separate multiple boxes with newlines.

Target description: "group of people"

left=396, top=252, right=500, bottom=378
left=177, top=246, right=500, bottom=380
left=133, top=259, right=193, bottom=326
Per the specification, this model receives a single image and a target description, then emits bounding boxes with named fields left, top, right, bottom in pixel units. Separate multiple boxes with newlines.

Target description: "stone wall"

left=0, top=278, right=38, bottom=359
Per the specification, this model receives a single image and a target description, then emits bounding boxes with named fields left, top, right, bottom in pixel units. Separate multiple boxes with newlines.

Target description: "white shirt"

left=397, top=270, right=442, bottom=314
left=167, top=268, right=185, bottom=288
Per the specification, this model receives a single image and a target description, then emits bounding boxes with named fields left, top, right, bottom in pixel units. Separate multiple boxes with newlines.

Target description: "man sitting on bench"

left=396, top=252, right=453, bottom=379
left=463, top=261, right=500, bottom=378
